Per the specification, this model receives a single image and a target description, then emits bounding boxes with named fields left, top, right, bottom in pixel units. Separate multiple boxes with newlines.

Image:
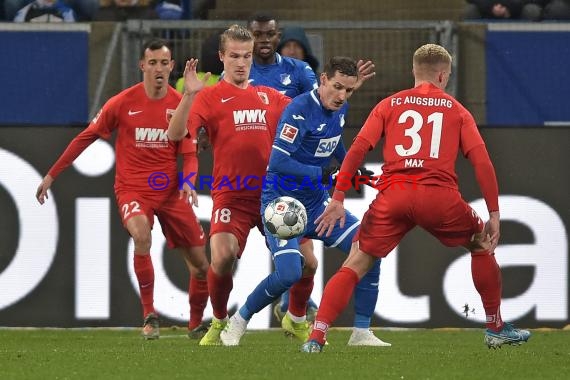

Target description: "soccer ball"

left=264, top=196, right=307, bottom=240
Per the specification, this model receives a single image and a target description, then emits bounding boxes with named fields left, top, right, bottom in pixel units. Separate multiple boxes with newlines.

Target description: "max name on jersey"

left=279, top=124, right=340, bottom=157
left=233, top=109, right=268, bottom=132
left=135, top=127, right=168, bottom=148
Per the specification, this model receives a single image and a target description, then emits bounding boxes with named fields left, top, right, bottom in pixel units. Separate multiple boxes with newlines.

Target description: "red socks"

left=289, top=275, right=314, bottom=317
left=134, top=254, right=155, bottom=317
left=471, top=250, right=503, bottom=331
left=189, top=277, right=209, bottom=329
left=309, top=267, right=359, bottom=345
left=207, top=267, right=233, bottom=320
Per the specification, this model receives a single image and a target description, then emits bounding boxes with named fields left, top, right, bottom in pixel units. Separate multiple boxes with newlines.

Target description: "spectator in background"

left=277, top=26, right=320, bottom=73
left=94, top=0, right=183, bottom=21
left=13, top=0, right=76, bottom=21
left=464, top=0, right=543, bottom=21
left=154, top=0, right=182, bottom=19
left=542, top=0, right=570, bottom=19
left=5, top=0, right=97, bottom=20
left=94, top=0, right=157, bottom=21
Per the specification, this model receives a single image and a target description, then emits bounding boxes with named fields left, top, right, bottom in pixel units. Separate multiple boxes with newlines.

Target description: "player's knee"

left=302, top=256, right=318, bottom=275
left=299, top=240, right=317, bottom=274
left=275, top=262, right=303, bottom=288
left=189, top=257, right=209, bottom=278
left=210, top=248, right=237, bottom=275
left=131, top=231, right=151, bottom=252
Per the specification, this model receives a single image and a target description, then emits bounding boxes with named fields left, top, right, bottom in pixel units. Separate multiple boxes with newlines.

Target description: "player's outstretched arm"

left=168, top=59, right=209, bottom=141
left=315, top=197, right=346, bottom=237
left=35, top=128, right=100, bottom=205
left=36, top=174, right=54, bottom=205
left=354, top=59, right=376, bottom=92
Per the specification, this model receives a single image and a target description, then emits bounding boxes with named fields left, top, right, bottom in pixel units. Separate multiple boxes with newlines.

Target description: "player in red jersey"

left=302, top=44, right=531, bottom=352
left=35, top=39, right=210, bottom=340
left=168, top=24, right=292, bottom=345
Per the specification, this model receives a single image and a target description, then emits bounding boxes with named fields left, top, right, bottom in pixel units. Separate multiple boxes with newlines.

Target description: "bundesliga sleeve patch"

left=279, top=124, right=298, bottom=143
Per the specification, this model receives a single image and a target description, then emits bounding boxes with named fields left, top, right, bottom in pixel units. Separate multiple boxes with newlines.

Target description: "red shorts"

left=116, top=190, right=206, bottom=249
left=358, top=185, right=484, bottom=258
left=210, top=196, right=264, bottom=258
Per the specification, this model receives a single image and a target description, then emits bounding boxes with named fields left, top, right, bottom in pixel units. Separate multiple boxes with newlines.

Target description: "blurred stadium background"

left=0, top=0, right=568, bottom=330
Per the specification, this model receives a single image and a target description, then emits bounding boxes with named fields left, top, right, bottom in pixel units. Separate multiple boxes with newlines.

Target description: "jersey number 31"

left=395, top=110, right=443, bottom=159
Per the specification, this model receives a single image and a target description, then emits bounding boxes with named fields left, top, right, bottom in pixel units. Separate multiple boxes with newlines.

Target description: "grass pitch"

left=0, top=328, right=568, bottom=379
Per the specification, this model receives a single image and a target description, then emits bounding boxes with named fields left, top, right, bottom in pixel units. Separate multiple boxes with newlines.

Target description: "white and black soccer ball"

left=264, top=196, right=307, bottom=240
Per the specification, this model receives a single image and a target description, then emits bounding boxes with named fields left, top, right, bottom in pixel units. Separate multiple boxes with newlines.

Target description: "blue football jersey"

left=262, top=89, right=348, bottom=209
left=249, top=53, right=318, bottom=98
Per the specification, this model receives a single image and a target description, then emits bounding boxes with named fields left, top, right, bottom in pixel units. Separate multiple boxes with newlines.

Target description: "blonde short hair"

left=413, top=44, right=452, bottom=67
left=219, top=24, right=253, bottom=53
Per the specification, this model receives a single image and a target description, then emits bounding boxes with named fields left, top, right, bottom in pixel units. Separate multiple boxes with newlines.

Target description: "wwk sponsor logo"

left=135, top=127, right=169, bottom=148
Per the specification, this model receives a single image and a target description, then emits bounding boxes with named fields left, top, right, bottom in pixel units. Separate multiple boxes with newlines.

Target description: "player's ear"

left=139, top=60, right=144, bottom=72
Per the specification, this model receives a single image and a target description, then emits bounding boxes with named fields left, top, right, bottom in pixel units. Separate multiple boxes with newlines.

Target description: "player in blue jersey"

left=247, top=12, right=321, bottom=324
left=247, top=13, right=318, bottom=98
left=220, top=56, right=390, bottom=347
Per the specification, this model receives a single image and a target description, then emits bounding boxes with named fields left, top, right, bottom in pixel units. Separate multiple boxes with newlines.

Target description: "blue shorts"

left=262, top=190, right=360, bottom=257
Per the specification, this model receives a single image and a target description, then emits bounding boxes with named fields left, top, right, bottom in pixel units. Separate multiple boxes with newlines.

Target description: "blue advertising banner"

left=486, top=23, right=570, bottom=126
left=0, top=24, right=90, bottom=126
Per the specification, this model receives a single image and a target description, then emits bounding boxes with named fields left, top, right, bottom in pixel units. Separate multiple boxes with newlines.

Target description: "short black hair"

left=323, top=56, right=358, bottom=79
left=140, top=38, right=171, bottom=60
left=247, top=12, right=277, bottom=28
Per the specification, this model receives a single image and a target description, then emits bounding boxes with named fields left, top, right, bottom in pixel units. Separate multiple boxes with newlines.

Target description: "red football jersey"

left=189, top=80, right=290, bottom=199
left=89, top=83, right=194, bottom=194
left=359, top=82, right=484, bottom=189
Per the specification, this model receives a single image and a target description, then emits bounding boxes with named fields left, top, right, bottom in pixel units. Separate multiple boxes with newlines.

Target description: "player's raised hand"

left=354, top=59, right=376, bottom=91
left=315, top=199, right=346, bottom=237
left=36, top=175, right=54, bottom=205
left=179, top=182, right=199, bottom=207
left=183, top=59, right=210, bottom=95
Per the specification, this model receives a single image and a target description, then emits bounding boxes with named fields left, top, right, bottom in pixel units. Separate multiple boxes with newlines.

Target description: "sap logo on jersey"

left=135, top=128, right=169, bottom=148
left=280, top=124, right=298, bottom=143
left=315, top=135, right=341, bottom=157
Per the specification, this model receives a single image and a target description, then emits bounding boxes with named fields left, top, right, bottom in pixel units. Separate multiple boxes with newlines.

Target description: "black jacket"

left=277, top=26, right=319, bottom=72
